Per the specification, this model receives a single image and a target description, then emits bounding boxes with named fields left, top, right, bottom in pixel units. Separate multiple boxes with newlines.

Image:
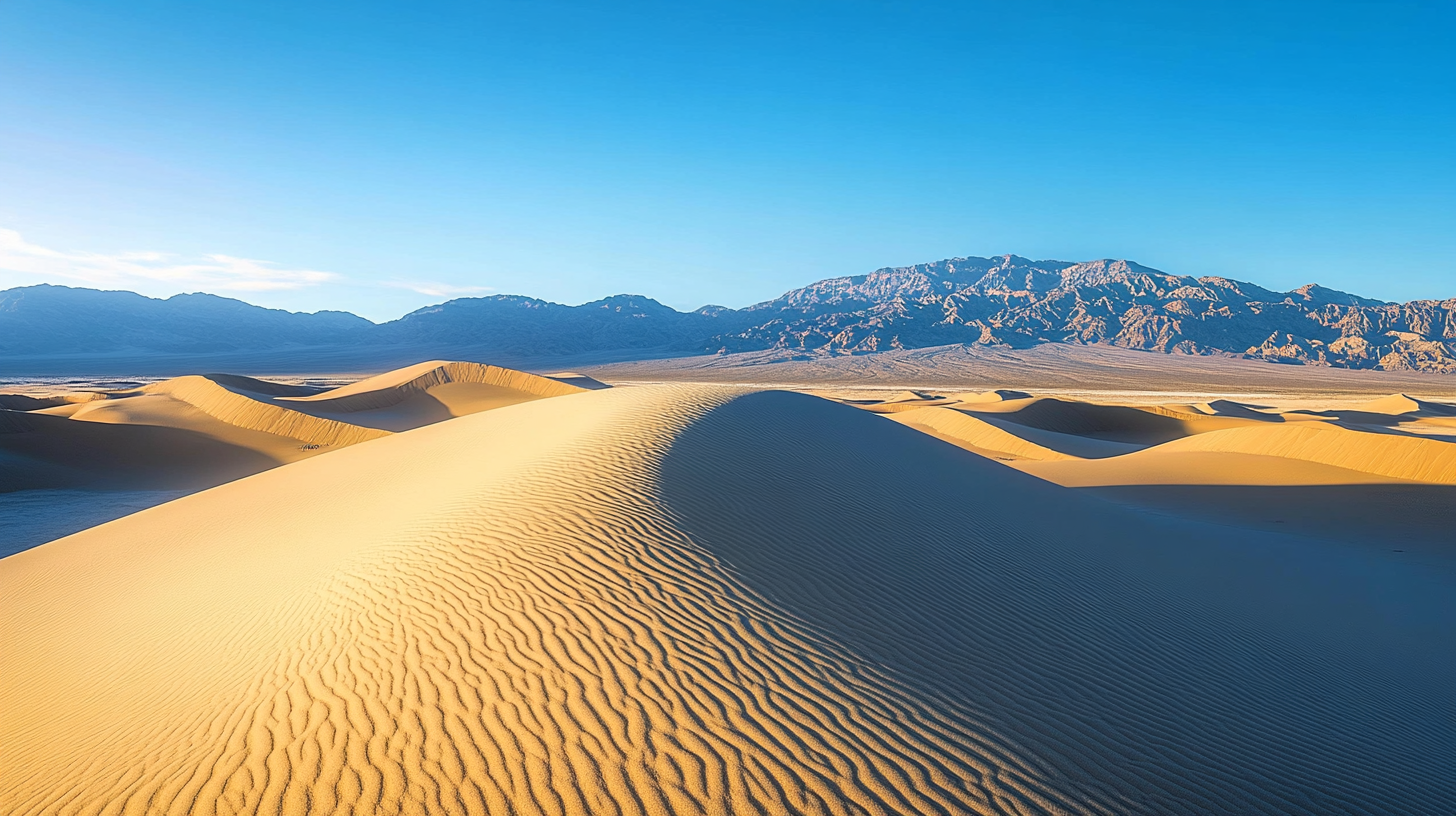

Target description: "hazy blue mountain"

left=380, top=294, right=754, bottom=356
left=3, top=257, right=1453, bottom=372
left=0, top=285, right=371, bottom=355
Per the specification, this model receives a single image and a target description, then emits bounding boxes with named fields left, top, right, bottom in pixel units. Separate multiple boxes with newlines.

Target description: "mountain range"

left=3, top=255, right=1454, bottom=372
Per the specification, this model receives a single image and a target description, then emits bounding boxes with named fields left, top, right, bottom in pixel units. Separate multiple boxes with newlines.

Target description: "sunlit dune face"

left=1, top=383, right=1452, bottom=815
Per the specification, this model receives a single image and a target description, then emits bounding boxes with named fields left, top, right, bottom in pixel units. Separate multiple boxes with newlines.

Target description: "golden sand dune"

left=1192, top=398, right=1279, bottom=419
left=3, top=386, right=1451, bottom=815
left=1352, top=393, right=1456, bottom=416
left=0, top=362, right=593, bottom=500
left=887, top=405, right=1135, bottom=460
left=1149, top=422, right=1456, bottom=483
left=0, top=392, right=101, bottom=411
left=142, top=375, right=394, bottom=447
left=950, top=388, right=1031, bottom=403
left=277, top=360, right=588, bottom=430
left=0, top=408, right=277, bottom=491
left=851, top=390, right=955, bottom=413
left=956, top=397, right=1258, bottom=444
left=8, top=376, right=385, bottom=493
left=541, top=370, right=611, bottom=390
left=870, top=393, right=1456, bottom=487
left=1015, top=449, right=1420, bottom=487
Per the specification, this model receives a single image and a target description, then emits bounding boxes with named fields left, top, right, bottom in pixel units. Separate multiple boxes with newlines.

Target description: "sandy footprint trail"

left=3, top=386, right=1451, bottom=815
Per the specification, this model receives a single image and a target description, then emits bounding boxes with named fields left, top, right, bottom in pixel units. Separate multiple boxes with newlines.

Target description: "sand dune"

left=864, top=390, right=1456, bottom=487
left=1015, top=449, right=1420, bottom=487
left=6, top=376, right=382, bottom=494
left=956, top=397, right=1258, bottom=444
left=587, top=342, right=1456, bottom=399
left=1353, top=393, right=1456, bottom=416
left=541, top=370, right=611, bottom=390
left=887, top=405, right=1134, bottom=460
left=1150, top=422, right=1456, bottom=483
left=952, top=388, right=1031, bottom=403
left=144, top=375, right=394, bottom=447
left=0, top=361, right=594, bottom=497
left=277, top=360, right=588, bottom=431
left=3, top=386, right=1451, bottom=815
left=0, top=408, right=279, bottom=491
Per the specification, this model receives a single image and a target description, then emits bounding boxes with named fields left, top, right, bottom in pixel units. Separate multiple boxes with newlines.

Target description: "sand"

left=586, top=342, right=1456, bottom=399
left=0, top=361, right=590, bottom=495
left=2, top=383, right=1452, bottom=815
left=276, top=360, right=588, bottom=431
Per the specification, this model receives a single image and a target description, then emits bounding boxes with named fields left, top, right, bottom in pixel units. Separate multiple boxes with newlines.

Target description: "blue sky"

left=0, top=1, right=1452, bottom=321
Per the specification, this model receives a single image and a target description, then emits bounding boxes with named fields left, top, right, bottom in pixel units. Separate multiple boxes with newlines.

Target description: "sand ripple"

left=2, top=386, right=1451, bottom=814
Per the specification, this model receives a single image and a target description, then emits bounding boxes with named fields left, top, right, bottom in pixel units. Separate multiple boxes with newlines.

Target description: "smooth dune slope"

left=1019, top=421, right=1456, bottom=486
left=887, top=405, right=1106, bottom=460
left=140, top=375, right=393, bottom=447
left=0, top=408, right=279, bottom=491
left=2, top=386, right=1450, bottom=815
left=1, top=362, right=587, bottom=497
left=276, top=360, right=588, bottom=430
left=1152, top=422, right=1456, bottom=483
left=5, top=375, right=384, bottom=492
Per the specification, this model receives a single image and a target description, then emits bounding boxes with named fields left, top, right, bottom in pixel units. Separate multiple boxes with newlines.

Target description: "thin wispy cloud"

left=0, top=228, right=339, bottom=293
left=386, top=280, right=496, bottom=298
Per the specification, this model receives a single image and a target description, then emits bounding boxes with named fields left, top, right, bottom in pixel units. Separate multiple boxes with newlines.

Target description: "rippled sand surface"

left=2, top=385, right=1452, bottom=814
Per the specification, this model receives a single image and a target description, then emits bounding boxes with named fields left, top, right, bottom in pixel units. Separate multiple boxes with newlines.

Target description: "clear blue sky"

left=1, top=1, right=1452, bottom=321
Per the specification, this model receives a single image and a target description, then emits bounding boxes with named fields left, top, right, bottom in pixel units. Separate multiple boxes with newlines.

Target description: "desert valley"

left=3, top=2, right=1453, bottom=811
left=2, top=339, right=1453, bottom=814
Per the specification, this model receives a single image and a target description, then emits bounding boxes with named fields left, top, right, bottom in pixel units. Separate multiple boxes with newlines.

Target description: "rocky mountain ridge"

left=3, top=256, right=1453, bottom=372
left=722, top=256, right=1456, bottom=371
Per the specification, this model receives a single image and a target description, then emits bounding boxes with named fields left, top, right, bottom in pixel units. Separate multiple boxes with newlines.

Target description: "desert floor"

left=2, top=355, right=1453, bottom=815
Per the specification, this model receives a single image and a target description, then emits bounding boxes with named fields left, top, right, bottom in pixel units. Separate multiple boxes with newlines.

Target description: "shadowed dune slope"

left=541, top=371, right=611, bottom=390
left=956, top=397, right=1257, bottom=444
left=0, top=409, right=279, bottom=491
left=0, top=362, right=593, bottom=509
left=2, top=387, right=1452, bottom=815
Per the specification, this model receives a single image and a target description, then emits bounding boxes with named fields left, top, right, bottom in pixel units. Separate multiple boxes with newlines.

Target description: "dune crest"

left=1153, top=422, right=1456, bottom=483
left=139, top=375, right=392, bottom=447
left=888, top=405, right=1115, bottom=460
left=281, top=360, right=584, bottom=408
left=0, top=360, right=591, bottom=505
left=275, top=360, right=591, bottom=430
left=2, top=386, right=1450, bottom=815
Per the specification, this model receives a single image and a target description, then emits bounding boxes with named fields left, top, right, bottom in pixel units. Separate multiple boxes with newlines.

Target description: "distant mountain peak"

left=0, top=255, right=1450, bottom=373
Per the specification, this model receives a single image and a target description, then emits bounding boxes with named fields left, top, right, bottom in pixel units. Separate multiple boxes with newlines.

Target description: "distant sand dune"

left=0, top=361, right=593, bottom=498
left=957, top=397, right=1257, bottom=444
left=1353, top=393, right=1456, bottom=416
left=144, top=375, right=392, bottom=447
left=1151, top=422, right=1456, bottom=484
left=872, top=392, right=1456, bottom=487
left=0, top=408, right=278, bottom=491
left=1015, top=449, right=1420, bottom=487
left=3, top=386, right=1450, bottom=815
left=277, top=360, right=588, bottom=431
left=887, top=405, right=1132, bottom=460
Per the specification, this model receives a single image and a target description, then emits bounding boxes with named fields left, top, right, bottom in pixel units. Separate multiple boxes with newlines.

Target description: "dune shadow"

left=654, top=391, right=1456, bottom=813
left=1084, top=483, right=1456, bottom=560
left=0, top=411, right=284, bottom=492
